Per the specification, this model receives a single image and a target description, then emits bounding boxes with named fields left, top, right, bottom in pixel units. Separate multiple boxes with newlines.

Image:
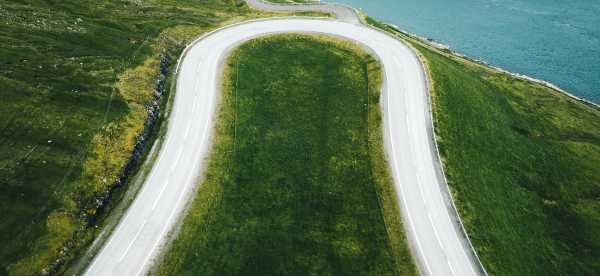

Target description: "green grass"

left=425, top=46, right=600, bottom=275
left=0, top=0, right=304, bottom=275
left=364, top=17, right=600, bottom=275
left=156, top=34, right=416, bottom=275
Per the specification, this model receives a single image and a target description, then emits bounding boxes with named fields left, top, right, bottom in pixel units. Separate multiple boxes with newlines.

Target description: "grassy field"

left=0, top=0, right=311, bottom=274
left=424, top=46, right=600, bottom=275
left=156, top=35, right=416, bottom=275
left=364, top=17, right=600, bottom=275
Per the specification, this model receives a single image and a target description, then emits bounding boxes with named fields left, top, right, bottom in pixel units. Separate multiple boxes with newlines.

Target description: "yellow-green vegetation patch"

left=156, top=34, right=416, bottom=275
left=364, top=16, right=600, bottom=276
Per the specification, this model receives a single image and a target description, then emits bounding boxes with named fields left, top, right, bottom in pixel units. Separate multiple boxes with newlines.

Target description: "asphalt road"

left=85, top=17, right=482, bottom=276
left=246, top=0, right=361, bottom=24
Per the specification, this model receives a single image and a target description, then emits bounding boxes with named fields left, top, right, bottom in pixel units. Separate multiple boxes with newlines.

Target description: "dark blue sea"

left=328, top=0, right=600, bottom=104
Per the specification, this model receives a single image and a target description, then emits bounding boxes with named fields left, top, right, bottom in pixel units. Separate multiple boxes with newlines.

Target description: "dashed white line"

left=118, top=219, right=148, bottom=262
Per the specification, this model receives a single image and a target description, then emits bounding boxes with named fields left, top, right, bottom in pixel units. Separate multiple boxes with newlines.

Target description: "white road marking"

left=151, top=180, right=168, bottom=211
left=448, top=260, right=457, bottom=276
left=118, top=219, right=147, bottom=262
left=428, top=212, right=446, bottom=251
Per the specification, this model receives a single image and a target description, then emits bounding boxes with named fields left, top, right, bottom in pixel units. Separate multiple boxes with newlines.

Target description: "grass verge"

left=365, top=16, right=600, bottom=275
left=155, top=34, right=416, bottom=275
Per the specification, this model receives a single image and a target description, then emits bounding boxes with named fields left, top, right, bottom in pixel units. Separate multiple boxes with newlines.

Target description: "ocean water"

left=328, top=0, right=600, bottom=104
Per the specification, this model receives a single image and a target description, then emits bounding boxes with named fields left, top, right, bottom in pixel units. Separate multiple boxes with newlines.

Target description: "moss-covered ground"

left=156, top=34, right=417, bottom=275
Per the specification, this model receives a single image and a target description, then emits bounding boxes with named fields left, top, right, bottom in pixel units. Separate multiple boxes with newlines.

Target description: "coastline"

left=380, top=22, right=600, bottom=109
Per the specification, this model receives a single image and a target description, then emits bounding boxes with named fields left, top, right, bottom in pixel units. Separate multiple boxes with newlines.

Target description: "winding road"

left=85, top=2, right=483, bottom=276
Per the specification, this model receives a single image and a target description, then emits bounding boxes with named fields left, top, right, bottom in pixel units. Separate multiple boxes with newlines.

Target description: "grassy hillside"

left=365, top=17, right=600, bottom=275
left=0, top=0, right=296, bottom=274
left=422, top=45, right=600, bottom=275
left=156, top=35, right=416, bottom=275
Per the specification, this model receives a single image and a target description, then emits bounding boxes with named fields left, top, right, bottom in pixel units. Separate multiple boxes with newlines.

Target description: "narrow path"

left=246, top=0, right=361, bottom=24
left=85, top=3, right=484, bottom=276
